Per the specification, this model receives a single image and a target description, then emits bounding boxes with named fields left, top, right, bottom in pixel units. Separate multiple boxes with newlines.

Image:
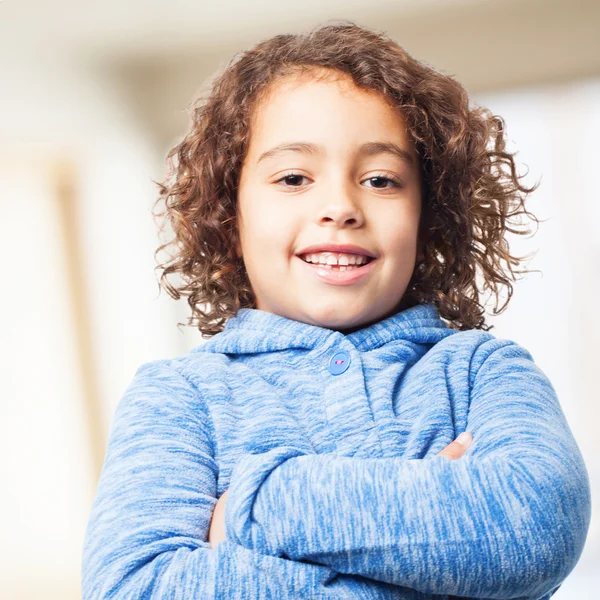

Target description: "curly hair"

left=153, top=20, right=542, bottom=338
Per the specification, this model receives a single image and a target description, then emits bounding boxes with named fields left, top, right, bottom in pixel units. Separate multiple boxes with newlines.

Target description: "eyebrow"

left=256, top=141, right=415, bottom=166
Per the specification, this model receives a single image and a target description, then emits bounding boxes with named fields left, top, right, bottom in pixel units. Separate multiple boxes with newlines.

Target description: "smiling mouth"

left=302, top=261, right=374, bottom=271
left=298, top=256, right=375, bottom=270
left=296, top=254, right=377, bottom=286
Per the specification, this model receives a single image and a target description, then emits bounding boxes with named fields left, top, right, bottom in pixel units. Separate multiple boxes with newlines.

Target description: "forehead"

left=247, top=69, right=414, bottom=156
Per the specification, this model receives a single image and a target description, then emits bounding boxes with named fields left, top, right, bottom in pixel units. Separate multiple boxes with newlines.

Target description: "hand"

left=437, top=432, right=473, bottom=460
left=208, top=489, right=229, bottom=549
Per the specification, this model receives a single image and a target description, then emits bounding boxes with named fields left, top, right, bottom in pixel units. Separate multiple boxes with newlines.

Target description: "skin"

left=235, top=68, right=425, bottom=334
left=209, top=70, right=473, bottom=548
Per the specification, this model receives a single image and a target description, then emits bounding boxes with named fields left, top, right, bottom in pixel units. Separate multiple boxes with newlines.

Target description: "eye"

left=274, top=172, right=310, bottom=188
left=273, top=172, right=403, bottom=190
left=362, top=174, right=403, bottom=190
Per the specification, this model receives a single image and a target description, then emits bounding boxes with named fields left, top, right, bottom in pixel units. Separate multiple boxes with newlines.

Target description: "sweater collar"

left=196, top=302, right=457, bottom=355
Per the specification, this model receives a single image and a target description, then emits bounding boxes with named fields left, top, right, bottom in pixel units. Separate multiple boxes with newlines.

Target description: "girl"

left=82, top=22, right=591, bottom=600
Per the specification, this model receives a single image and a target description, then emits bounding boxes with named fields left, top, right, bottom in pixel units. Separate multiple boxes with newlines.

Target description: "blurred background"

left=1, top=0, right=599, bottom=598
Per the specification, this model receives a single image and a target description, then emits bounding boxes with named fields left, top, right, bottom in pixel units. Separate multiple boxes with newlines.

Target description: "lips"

left=296, top=253, right=377, bottom=285
left=296, top=243, right=377, bottom=259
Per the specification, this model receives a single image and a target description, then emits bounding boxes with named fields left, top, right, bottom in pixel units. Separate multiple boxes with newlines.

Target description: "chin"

left=303, top=305, right=373, bottom=332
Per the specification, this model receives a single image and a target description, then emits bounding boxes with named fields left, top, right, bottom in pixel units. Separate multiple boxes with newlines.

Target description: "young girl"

left=82, top=22, right=591, bottom=600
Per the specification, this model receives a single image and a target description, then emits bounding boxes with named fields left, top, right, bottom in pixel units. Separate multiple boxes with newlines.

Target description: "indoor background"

left=1, top=0, right=599, bottom=597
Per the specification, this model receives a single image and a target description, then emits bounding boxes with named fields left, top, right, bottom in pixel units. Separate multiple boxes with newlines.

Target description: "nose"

left=315, top=183, right=365, bottom=229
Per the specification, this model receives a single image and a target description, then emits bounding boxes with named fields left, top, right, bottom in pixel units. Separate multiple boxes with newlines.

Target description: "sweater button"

left=329, top=350, right=350, bottom=375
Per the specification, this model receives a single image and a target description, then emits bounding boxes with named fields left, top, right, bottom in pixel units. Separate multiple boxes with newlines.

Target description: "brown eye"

left=275, top=173, right=309, bottom=188
left=363, top=176, right=402, bottom=189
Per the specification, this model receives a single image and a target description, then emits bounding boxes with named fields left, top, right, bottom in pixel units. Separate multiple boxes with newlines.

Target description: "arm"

left=224, top=340, right=592, bottom=599
left=82, top=361, right=371, bottom=599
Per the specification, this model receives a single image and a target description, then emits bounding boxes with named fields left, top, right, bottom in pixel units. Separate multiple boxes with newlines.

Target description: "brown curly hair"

left=153, top=20, right=542, bottom=338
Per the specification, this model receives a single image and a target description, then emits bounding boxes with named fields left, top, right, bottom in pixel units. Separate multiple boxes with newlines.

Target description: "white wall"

left=0, top=52, right=187, bottom=599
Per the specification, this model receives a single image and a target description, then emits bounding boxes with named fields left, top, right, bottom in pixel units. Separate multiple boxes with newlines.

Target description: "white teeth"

left=301, top=252, right=370, bottom=266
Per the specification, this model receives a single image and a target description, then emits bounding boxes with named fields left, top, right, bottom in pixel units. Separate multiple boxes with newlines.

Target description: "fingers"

left=437, top=432, right=473, bottom=460
left=208, top=490, right=229, bottom=548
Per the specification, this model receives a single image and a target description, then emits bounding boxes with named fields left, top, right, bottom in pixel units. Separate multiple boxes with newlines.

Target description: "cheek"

left=378, top=214, right=420, bottom=253
left=240, top=204, right=296, bottom=256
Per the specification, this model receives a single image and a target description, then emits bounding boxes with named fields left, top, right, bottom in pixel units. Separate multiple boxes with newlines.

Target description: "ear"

left=234, top=237, right=243, bottom=260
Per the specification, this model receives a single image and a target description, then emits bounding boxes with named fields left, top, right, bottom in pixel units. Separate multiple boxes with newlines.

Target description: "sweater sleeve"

left=82, top=361, right=402, bottom=600
left=224, top=339, right=592, bottom=600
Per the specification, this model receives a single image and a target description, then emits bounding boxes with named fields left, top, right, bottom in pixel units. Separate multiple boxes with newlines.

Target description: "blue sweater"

left=82, top=303, right=591, bottom=599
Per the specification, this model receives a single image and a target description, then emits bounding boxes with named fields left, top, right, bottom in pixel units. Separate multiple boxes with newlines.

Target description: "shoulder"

left=429, top=328, right=538, bottom=380
left=106, top=354, right=220, bottom=466
left=131, top=346, right=232, bottom=386
left=122, top=347, right=239, bottom=419
left=435, top=325, right=533, bottom=358
left=119, top=350, right=229, bottom=420
left=464, top=335, right=543, bottom=394
left=426, top=327, right=497, bottom=362
left=435, top=327, right=495, bottom=350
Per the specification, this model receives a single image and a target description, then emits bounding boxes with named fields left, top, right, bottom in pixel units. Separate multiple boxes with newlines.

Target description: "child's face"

left=236, top=69, right=422, bottom=332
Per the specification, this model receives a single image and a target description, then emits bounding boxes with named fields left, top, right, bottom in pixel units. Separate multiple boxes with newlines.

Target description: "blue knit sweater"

left=82, top=303, right=591, bottom=599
